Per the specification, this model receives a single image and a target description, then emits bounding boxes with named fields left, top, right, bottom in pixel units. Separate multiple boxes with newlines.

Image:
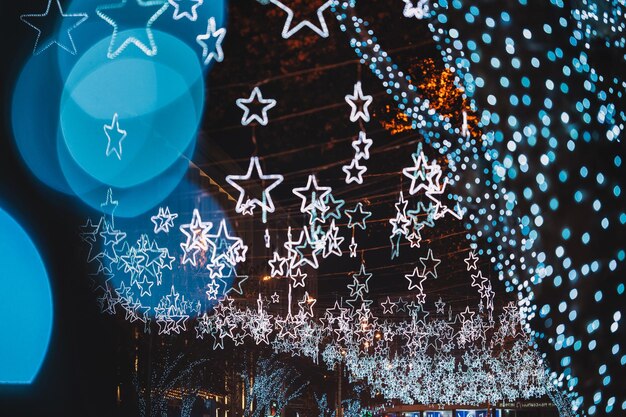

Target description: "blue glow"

left=57, top=128, right=192, bottom=217
left=88, top=178, right=236, bottom=315
left=0, top=208, right=53, bottom=384
left=59, top=31, right=204, bottom=189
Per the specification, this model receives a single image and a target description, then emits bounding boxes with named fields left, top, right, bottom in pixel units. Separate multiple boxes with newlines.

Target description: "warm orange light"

left=262, top=275, right=272, bottom=281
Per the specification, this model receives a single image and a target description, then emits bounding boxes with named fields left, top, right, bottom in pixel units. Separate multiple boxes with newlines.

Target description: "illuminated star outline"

left=345, top=81, right=373, bottom=123
left=292, top=174, right=332, bottom=215
left=20, top=0, right=88, bottom=56
left=342, top=158, right=367, bottom=184
left=235, top=87, right=277, bottom=126
left=196, top=16, right=227, bottom=65
left=168, top=0, right=203, bottom=21
left=225, top=156, right=284, bottom=215
left=352, top=130, right=374, bottom=160
left=150, top=206, right=178, bottom=234
left=345, top=202, right=372, bottom=230
left=269, top=0, right=333, bottom=39
left=96, top=0, right=169, bottom=59
left=103, top=113, right=127, bottom=160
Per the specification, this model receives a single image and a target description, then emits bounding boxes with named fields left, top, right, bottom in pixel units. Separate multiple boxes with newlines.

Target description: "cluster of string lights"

left=36, top=0, right=622, bottom=414
left=331, top=0, right=624, bottom=415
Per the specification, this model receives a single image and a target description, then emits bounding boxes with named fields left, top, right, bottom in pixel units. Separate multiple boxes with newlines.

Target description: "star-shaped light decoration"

left=380, top=297, right=396, bottom=315
left=136, top=276, right=154, bottom=297
left=405, top=267, right=427, bottom=292
left=464, top=250, right=479, bottom=271
left=292, top=174, right=332, bottom=215
left=321, top=193, right=345, bottom=221
left=434, top=297, right=446, bottom=314
left=196, top=16, right=226, bottom=65
left=290, top=268, right=308, bottom=288
left=345, top=81, right=373, bottom=123
left=100, top=188, right=119, bottom=226
left=419, top=248, right=441, bottom=279
left=205, top=278, right=220, bottom=300
left=103, top=113, right=127, bottom=160
left=207, top=219, right=247, bottom=266
left=168, top=0, right=203, bottom=21
left=297, top=292, right=316, bottom=317
left=459, top=306, right=475, bottom=324
left=96, top=0, right=169, bottom=59
left=349, top=236, right=358, bottom=257
left=207, top=260, right=226, bottom=279
left=352, top=263, right=373, bottom=293
left=150, top=206, right=178, bottom=233
left=402, top=0, right=429, bottom=19
left=471, top=270, right=489, bottom=291
left=402, top=144, right=432, bottom=195
left=269, top=0, right=333, bottom=38
left=236, top=87, right=277, bottom=126
left=345, top=202, right=372, bottom=230
left=352, top=131, right=374, bottom=160
left=321, top=220, right=344, bottom=258
left=21, top=0, right=88, bottom=56
left=268, top=251, right=287, bottom=277
left=342, top=158, right=367, bottom=184
left=290, top=227, right=321, bottom=270
left=179, top=209, right=213, bottom=266
left=226, top=156, right=284, bottom=217
left=221, top=267, right=248, bottom=297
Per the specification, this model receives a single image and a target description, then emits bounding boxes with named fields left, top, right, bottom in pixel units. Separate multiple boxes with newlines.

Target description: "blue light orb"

left=57, top=128, right=193, bottom=218
left=0, top=208, right=53, bottom=384
left=59, top=30, right=204, bottom=189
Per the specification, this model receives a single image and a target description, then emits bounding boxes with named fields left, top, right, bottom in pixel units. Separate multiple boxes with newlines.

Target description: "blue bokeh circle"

left=59, top=30, right=204, bottom=188
left=0, top=208, right=53, bottom=384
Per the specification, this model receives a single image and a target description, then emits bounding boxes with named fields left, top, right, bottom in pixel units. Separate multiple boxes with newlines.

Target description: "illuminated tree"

left=132, top=349, right=209, bottom=417
left=241, top=354, right=309, bottom=417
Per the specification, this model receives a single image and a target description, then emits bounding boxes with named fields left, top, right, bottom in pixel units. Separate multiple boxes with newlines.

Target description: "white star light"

left=268, top=252, right=287, bottom=277
left=20, top=0, right=88, bottom=56
left=464, top=251, right=479, bottom=271
left=292, top=174, right=332, bottom=215
left=236, top=87, right=277, bottom=126
left=402, top=147, right=431, bottom=195
left=168, top=0, right=203, bottom=21
left=196, top=17, right=226, bottom=65
left=342, top=158, right=367, bottom=184
left=402, top=0, right=429, bottom=19
left=345, top=81, right=373, bottom=123
left=405, top=267, right=427, bottom=291
left=352, top=131, right=374, bottom=160
left=270, top=0, right=333, bottom=39
left=179, top=208, right=213, bottom=266
left=150, top=206, right=178, bottom=234
left=103, top=113, right=127, bottom=160
left=96, top=0, right=169, bottom=59
left=225, top=156, right=284, bottom=215
left=349, top=236, right=358, bottom=258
